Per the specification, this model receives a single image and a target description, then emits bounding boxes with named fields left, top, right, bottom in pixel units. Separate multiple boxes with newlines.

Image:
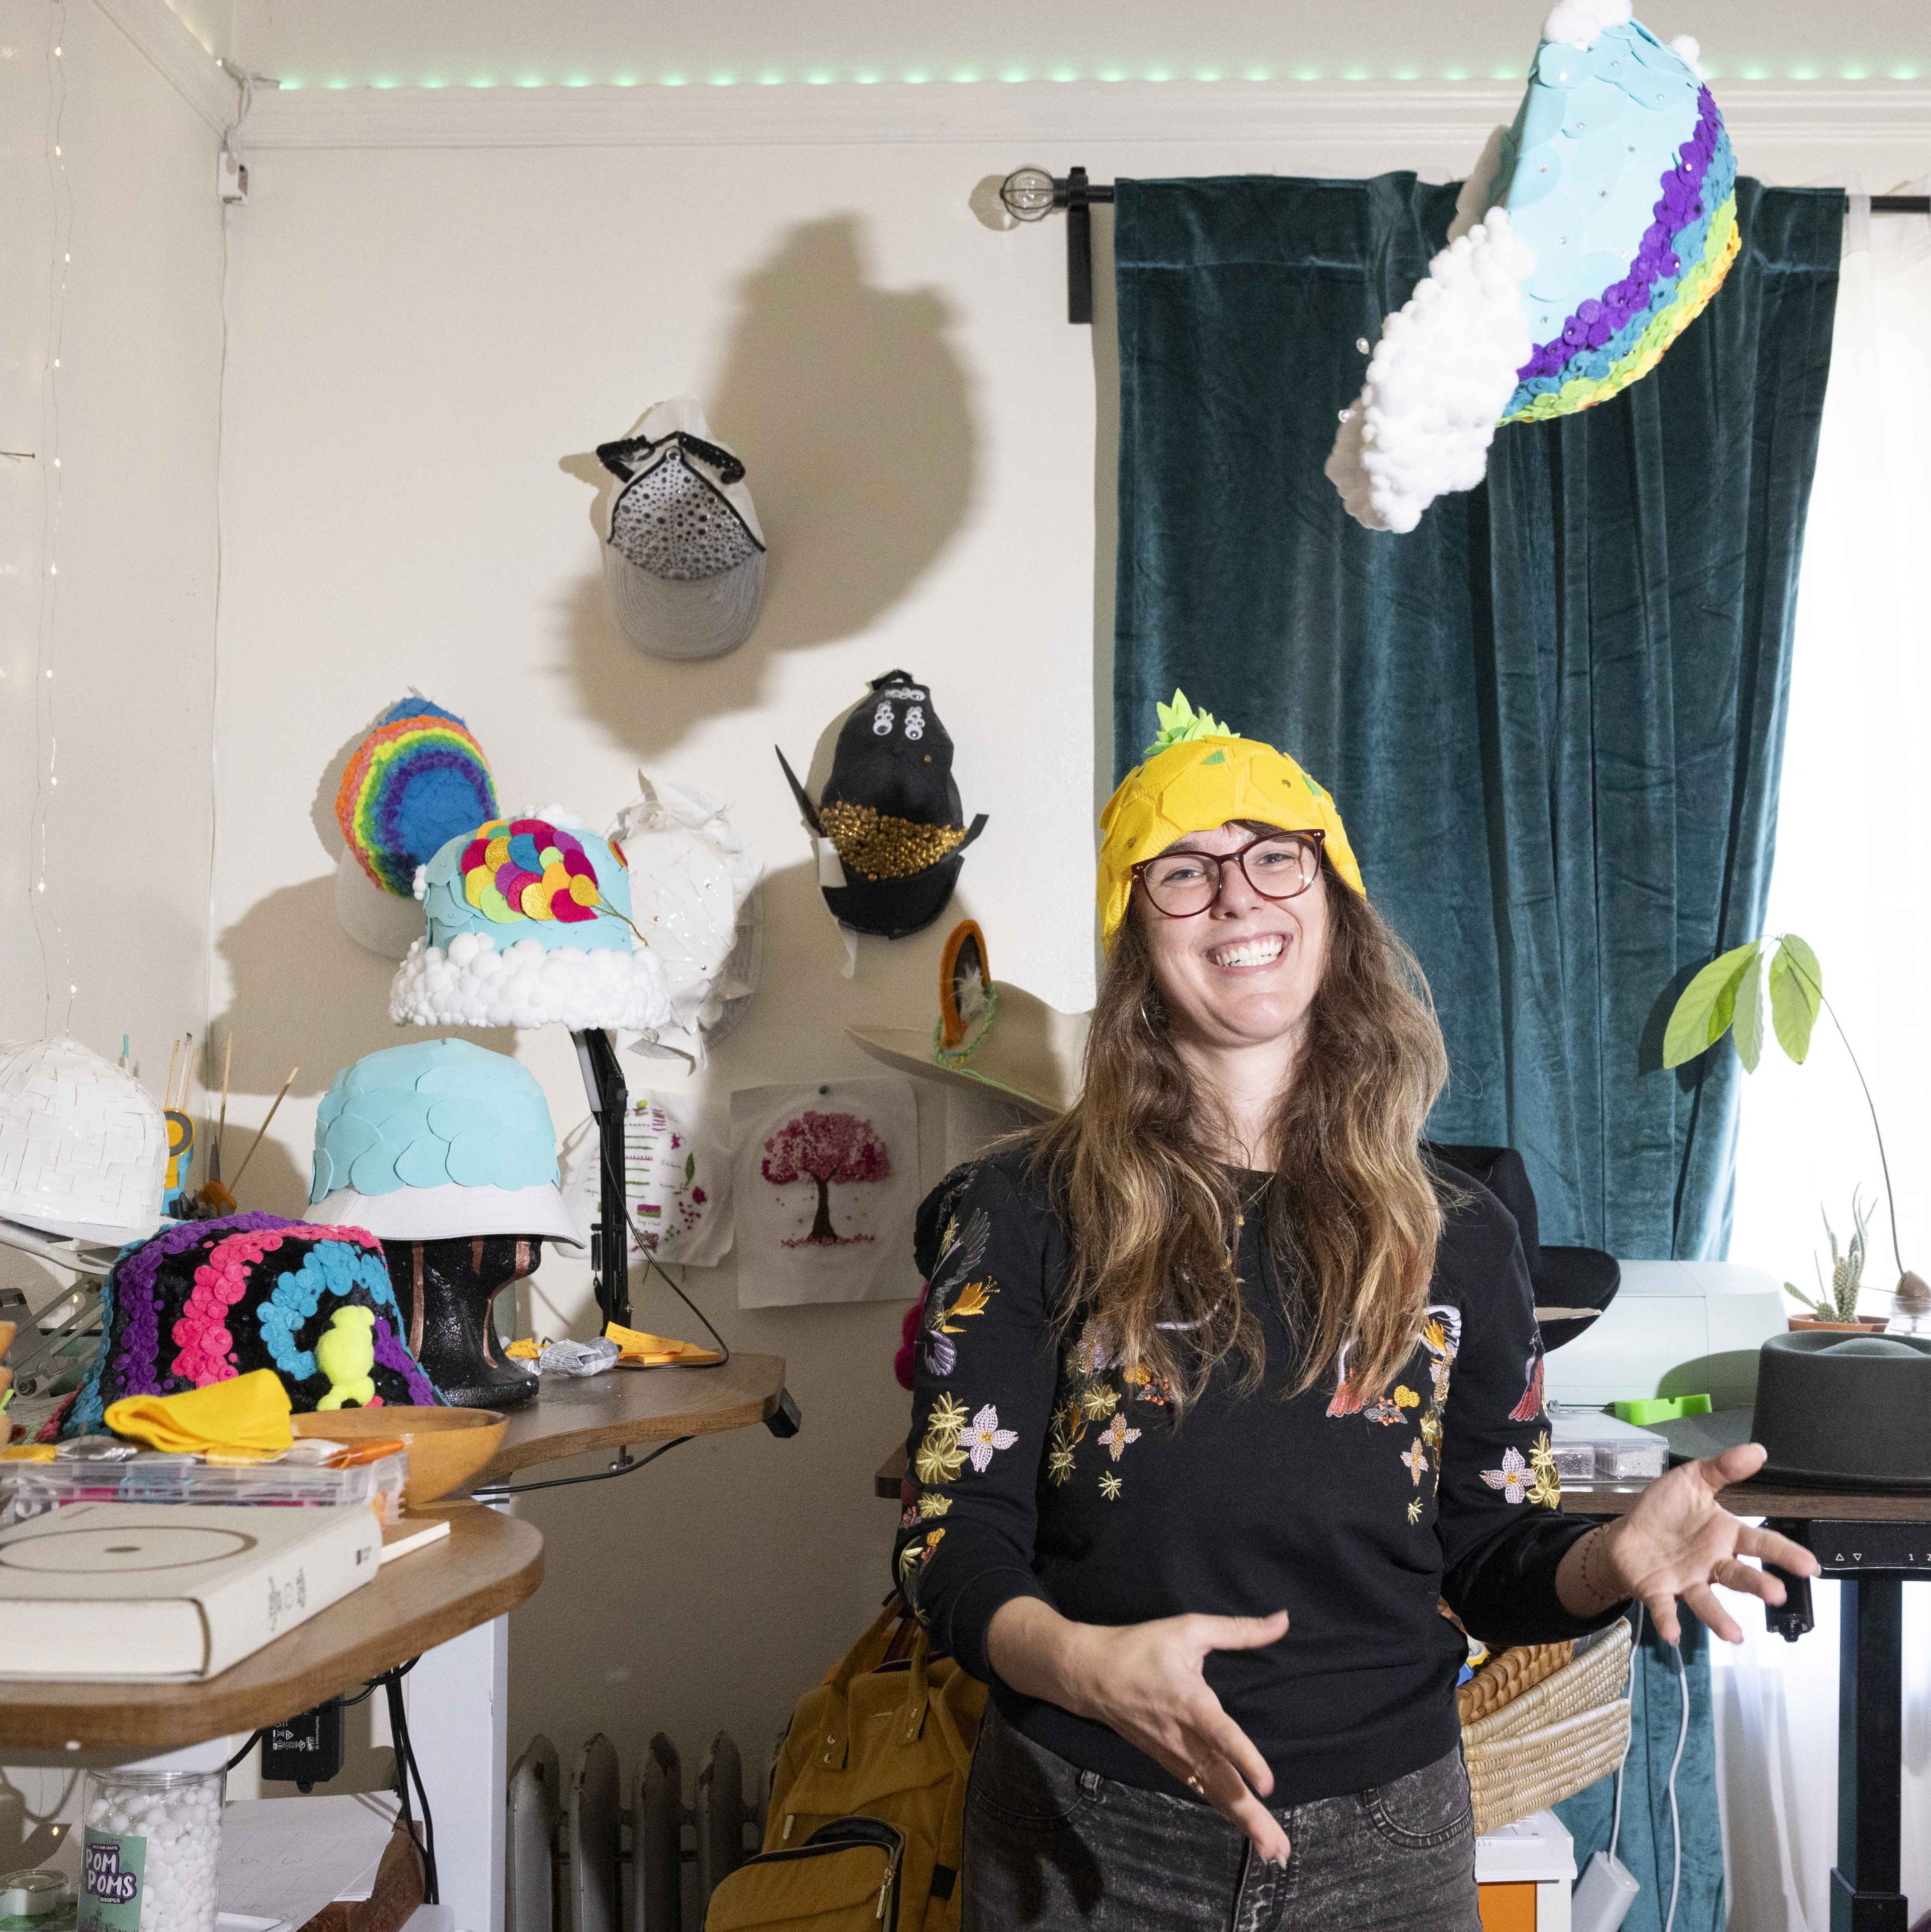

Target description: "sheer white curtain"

left=1719, top=193, right=1931, bottom=1932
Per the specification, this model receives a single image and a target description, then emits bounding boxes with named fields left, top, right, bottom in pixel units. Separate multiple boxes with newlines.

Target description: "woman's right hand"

left=986, top=1597, right=1292, bottom=1863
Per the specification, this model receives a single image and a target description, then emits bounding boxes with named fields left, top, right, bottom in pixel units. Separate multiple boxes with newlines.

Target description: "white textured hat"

left=596, top=397, right=766, bottom=662
left=0, top=1037, right=167, bottom=1246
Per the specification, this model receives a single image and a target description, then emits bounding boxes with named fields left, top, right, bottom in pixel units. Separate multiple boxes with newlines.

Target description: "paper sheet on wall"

left=730, top=1076, right=919, bottom=1307
left=559, top=1093, right=733, bottom=1267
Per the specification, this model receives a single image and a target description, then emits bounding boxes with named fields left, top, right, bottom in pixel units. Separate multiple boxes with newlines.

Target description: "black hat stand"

left=570, top=1028, right=631, bottom=1327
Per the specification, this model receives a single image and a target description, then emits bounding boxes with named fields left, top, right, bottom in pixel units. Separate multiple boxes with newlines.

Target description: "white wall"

left=0, top=0, right=228, bottom=1871
left=0, top=3, right=223, bottom=1286
left=211, top=82, right=1931, bottom=1806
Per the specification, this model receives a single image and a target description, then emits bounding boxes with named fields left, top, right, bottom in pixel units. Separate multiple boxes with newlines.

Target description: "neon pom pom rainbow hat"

left=1097, top=694, right=1364, bottom=949
left=1327, top=0, right=1736, bottom=533
left=332, top=696, right=498, bottom=958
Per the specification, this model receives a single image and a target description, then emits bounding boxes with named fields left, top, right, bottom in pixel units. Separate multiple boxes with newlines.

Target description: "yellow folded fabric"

left=0, top=1444, right=57, bottom=1463
left=106, top=1369, right=294, bottom=1455
left=604, top=1323, right=721, bottom=1367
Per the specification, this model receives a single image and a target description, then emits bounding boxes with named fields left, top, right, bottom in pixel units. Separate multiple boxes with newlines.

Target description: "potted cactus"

left=1783, top=1191, right=1891, bottom=1333
left=1662, top=932, right=1930, bottom=1331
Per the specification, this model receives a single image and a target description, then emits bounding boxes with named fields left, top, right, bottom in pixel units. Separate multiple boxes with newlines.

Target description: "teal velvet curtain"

left=1113, top=174, right=1841, bottom=1259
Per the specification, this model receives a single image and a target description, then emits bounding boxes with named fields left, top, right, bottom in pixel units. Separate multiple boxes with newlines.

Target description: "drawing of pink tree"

left=762, top=1110, right=891, bottom=1247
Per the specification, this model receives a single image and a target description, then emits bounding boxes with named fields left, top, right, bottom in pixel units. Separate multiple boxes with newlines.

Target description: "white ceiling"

left=204, top=0, right=1931, bottom=93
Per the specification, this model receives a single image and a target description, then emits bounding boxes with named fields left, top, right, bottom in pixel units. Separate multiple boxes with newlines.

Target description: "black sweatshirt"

left=891, top=1147, right=1623, bottom=1806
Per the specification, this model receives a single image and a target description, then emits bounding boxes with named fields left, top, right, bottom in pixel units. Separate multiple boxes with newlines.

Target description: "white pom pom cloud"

left=389, top=928, right=673, bottom=1033
left=1323, top=212, right=1537, bottom=536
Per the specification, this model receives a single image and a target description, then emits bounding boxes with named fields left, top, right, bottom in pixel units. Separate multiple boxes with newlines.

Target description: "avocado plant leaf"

left=1769, top=932, right=1823, bottom=1064
left=1663, top=943, right=1760, bottom=1070
left=1732, top=949, right=1765, bottom=1072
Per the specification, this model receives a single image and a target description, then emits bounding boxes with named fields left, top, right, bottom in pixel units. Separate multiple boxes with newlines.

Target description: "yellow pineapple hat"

left=1098, top=693, right=1365, bottom=948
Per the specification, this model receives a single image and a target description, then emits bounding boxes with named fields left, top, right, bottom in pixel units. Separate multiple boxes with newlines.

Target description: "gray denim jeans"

left=961, top=1705, right=1480, bottom=1932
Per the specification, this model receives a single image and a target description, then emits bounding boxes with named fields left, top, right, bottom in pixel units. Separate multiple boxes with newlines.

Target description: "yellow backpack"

left=704, top=1602, right=987, bottom=1932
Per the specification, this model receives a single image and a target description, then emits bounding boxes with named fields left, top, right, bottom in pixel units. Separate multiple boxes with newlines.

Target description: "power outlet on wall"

left=218, top=150, right=248, bottom=203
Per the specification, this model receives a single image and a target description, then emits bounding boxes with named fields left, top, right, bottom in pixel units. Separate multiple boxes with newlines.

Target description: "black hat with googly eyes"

left=776, top=669, right=987, bottom=941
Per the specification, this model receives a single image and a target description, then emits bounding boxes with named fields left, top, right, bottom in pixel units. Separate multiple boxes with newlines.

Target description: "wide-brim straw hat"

left=847, top=920, right=1089, bottom=1118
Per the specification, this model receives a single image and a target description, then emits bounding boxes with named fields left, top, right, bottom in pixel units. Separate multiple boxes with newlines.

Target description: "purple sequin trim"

left=109, top=1211, right=296, bottom=1400
left=1516, top=87, right=1722, bottom=383
left=373, top=1314, right=442, bottom=1407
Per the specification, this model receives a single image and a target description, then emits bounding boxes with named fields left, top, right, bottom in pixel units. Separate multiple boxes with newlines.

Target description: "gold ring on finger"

left=1185, top=1772, right=1206, bottom=1795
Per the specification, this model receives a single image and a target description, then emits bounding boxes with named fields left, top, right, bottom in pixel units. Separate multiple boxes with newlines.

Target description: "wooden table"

left=483, top=1352, right=786, bottom=1481
left=0, top=1504, right=542, bottom=1754
left=3, top=1353, right=793, bottom=1932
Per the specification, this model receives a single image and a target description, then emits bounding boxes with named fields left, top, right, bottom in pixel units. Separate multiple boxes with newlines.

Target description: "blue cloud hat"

left=306, top=1039, right=584, bottom=1250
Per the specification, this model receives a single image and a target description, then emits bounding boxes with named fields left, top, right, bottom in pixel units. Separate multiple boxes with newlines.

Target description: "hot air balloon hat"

left=1328, top=0, right=1736, bottom=532
left=389, top=806, right=674, bottom=1033
left=1097, top=694, right=1365, bottom=950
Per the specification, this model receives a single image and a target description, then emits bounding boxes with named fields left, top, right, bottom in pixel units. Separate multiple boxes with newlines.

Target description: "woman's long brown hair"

left=1033, top=853, right=1450, bottom=1408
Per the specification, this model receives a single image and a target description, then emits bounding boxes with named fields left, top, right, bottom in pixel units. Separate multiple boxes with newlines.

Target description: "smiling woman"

left=892, top=693, right=1821, bottom=1931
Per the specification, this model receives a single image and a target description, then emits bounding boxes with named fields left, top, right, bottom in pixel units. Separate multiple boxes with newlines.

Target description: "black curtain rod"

left=999, top=167, right=1931, bottom=324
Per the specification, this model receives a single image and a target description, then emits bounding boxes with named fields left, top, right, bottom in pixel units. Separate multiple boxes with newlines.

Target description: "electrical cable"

left=224, top=1730, right=263, bottom=1772
left=471, top=1432, right=692, bottom=1501
left=1609, top=1602, right=1642, bottom=1864
left=592, top=1124, right=731, bottom=1367
left=381, top=1666, right=437, bottom=1905
left=1663, top=1635, right=1690, bottom=1932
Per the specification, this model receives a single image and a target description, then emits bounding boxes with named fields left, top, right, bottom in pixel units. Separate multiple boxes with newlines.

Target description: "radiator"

left=507, top=1732, right=769, bottom=1932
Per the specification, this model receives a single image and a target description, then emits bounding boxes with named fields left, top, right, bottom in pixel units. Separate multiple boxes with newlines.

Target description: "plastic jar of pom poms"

left=79, top=1767, right=223, bottom=1932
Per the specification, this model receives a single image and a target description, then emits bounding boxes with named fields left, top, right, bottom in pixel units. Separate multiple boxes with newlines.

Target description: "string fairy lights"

left=29, top=0, right=76, bottom=1037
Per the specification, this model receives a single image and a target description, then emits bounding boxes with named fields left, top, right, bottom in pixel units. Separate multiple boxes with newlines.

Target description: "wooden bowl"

left=292, top=1406, right=507, bottom=1505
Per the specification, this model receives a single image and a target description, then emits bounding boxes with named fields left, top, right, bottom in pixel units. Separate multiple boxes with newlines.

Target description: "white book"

left=0, top=1502, right=382, bottom=1681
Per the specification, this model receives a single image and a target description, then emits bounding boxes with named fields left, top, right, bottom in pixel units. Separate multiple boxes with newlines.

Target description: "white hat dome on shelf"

left=0, top=1037, right=167, bottom=1246
left=388, top=804, right=673, bottom=1033
left=607, top=772, right=764, bottom=1062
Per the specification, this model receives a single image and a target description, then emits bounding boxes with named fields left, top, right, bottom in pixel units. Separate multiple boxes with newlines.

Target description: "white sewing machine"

left=1542, top=1259, right=1788, bottom=1411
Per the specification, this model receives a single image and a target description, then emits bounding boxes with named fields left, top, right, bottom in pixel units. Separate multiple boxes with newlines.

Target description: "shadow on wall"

left=208, top=874, right=494, bottom=1214
left=558, top=213, right=978, bottom=760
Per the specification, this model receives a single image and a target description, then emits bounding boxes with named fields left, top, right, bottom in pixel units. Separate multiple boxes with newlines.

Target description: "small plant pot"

left=1788, top=1314, right=1892, bottom=1335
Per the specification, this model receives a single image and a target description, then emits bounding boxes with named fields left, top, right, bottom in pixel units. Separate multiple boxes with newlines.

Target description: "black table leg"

left=1831, top=1576, right=1908, bottom=1932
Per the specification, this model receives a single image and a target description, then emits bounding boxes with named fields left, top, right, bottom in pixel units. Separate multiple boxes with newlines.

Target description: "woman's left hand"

left=1559, top=1442, right=1820, bottom=1643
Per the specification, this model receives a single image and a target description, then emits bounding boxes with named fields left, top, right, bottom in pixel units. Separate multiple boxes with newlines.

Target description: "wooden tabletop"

left=481, top=1351, right=786, bottom=1481
left=0, top=1503, right=543, bottom=1752
left=1563, top=1480, right=1931, bottom=1522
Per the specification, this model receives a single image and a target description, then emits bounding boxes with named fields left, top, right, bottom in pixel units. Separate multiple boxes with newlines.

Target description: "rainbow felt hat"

left=1328, top=2, right=1736, bottom=533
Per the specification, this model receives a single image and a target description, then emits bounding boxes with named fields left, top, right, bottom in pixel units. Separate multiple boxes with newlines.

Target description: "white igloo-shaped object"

left=0, top=1037, right=167, bottom=1245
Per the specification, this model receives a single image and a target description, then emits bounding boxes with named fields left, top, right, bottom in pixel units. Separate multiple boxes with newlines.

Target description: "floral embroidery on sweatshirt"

left=1480, top=1432, right=1561, bottom=1509
left=1099, top=1413, right=1142, bottom=1462
left=1508, top=1346, right=1546, bottom=1424
left=913, top=1392, right=972, bottom=1485
left=1099, top=1471, right=1123, bottom=1502
left=921, top=1208, right=993, bottom=1377
left=961, top=1404, right=1019, bottom=1473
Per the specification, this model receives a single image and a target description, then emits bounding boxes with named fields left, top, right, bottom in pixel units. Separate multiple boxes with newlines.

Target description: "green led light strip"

left=271, top=62, right=1925, bottom=92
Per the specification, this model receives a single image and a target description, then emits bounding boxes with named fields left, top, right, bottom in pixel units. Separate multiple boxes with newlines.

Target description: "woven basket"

left=1457, top=1641, right=1573, bottom=1726
left=1461, top=1622, right=1635, bottom=1835
left=1466, top=1699, right=1632, bottom=1835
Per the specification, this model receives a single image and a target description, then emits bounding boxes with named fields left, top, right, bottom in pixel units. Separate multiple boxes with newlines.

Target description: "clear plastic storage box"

left=0, top=1446, right=405, bottom=1527
left=1548, top=1407, right=1670, bottom=1484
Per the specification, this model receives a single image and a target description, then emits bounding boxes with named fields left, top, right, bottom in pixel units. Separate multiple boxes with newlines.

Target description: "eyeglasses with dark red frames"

left=1131, top=829, right=1327, bottom=920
